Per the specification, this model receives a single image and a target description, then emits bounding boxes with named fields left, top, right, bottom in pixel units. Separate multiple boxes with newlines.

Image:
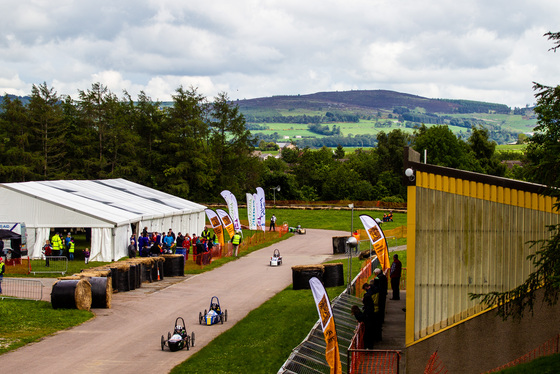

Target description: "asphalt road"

left=1, top=229, right=350, bottom=374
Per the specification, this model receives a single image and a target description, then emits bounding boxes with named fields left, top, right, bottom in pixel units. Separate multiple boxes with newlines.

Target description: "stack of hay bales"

left=53, top=271, right=113, bottom=310
left=51, top=278, right=93, bottom=310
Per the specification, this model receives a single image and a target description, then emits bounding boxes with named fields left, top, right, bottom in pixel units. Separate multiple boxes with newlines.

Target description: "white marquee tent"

left=0, top=179, right=207, bottom=262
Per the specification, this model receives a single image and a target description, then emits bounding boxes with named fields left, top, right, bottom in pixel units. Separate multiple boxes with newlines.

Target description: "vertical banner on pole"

left=309, top=277, right=342, bottom=374
left=204, top=209, right=224, bottom=246
left=246, top=193, right=257, bottom=230
left=256, top=187, right=266, bottom=232
left=216, top=209, right=235, bottom=239
left=359, top=214, right=390, bottom=271
left=220, top=190, right=241, bottom=231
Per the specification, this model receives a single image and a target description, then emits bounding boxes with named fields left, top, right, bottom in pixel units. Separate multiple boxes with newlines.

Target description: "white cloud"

left=0, top=0, right=559, bottom=107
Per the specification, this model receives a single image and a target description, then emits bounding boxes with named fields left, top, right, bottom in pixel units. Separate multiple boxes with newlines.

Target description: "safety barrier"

left=486, top=334, right=560, bottom=373
left=30, top=256, right=68, bottom=275
left=0, top=277, right=44, bottom=301
left=348, top=323, right=401, bottom=373
left=424, top=350, right=448, bottom=374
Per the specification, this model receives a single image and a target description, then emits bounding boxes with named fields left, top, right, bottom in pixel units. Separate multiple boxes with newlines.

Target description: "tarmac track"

left=1, top=229, right=349, bottom=374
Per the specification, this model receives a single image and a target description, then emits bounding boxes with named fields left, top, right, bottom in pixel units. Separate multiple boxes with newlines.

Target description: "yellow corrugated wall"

left=406, top=171, right=559, bottom=345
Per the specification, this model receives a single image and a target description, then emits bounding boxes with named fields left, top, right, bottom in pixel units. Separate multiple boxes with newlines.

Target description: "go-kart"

left=270, top=249, right=282, bottom=266
left=161, top=317, right=195, bottom=351
left=199, top=296, right=228, bottom=325
left=296, top=225, right=306, bottom=234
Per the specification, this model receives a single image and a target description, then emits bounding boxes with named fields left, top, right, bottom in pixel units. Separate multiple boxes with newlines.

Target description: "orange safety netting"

left=3, top=257, right=31, bottom=274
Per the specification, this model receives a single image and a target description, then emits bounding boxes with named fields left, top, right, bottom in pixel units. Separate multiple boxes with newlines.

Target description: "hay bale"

left=89, top=277, right=112, bottom=308
left=51, top=279, right=92, bottom=310
left=292, top=265, right=324, bottom=290
left=323, top=263, right=344, bottom=287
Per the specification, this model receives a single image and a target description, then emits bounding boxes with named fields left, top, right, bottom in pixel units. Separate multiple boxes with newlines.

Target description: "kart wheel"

left=168, top=332, right=171, bottom=340
left=191, top=332, right=195, bottom=347
left=220, top=314, right=224, bottom=324
left=186, top=338, right=190, bottom=351
left=204, top=309, right=207, bottom=316
left=225, top=309, right=228, bottom=322
left=161, top=335, right=165, bottom=351
left=199, top=312, right=202, bottom=325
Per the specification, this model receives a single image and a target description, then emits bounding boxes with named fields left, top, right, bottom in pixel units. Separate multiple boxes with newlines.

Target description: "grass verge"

left=0, top=299, right=93, bottom=354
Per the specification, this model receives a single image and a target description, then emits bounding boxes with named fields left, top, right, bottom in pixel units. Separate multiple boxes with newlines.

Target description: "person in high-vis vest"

left=0, top=257, right=5, bottom=294
left=51, top=232, right=63, bottom=256
left=231, top=231, right=242, bottom=257
left=68, top=240, right=75, bottom=261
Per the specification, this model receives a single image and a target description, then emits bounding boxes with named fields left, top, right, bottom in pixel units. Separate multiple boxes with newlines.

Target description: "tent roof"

left=0, top=179, right=206, bottom=226
left=0, top=229, right=21, bottom=240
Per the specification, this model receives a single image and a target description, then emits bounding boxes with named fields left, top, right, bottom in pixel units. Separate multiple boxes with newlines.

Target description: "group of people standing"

left=129, top=227, right=219, bottom=258
left=43, top=232, right=86, bottom=264
left=351, top=253, right=402, bottom=349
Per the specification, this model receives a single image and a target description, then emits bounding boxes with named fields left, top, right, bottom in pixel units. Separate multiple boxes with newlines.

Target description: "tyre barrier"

left=292, top=265, right=324, bottom=290
left=51, top=279, right=92, bottom=311
left=162, top=254, right=185, bottom=277
left=323, top=263, right=344, bottom=287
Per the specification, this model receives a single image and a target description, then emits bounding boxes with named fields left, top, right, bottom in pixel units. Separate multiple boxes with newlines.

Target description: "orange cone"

left=157, top=266, right=161, bottom=281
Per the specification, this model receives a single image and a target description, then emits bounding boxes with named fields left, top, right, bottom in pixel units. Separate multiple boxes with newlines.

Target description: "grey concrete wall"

left=406, top=289, right=560, bottom=374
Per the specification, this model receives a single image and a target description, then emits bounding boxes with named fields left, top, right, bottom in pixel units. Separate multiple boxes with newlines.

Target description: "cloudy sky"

left=1, top=0, right=559, bottom=108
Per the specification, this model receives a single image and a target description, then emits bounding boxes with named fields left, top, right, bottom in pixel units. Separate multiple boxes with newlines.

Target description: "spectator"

left=128, top=240, right=136, bottom=258
left=84, top=248, right=90, bottom=264
left=68, top=240, right=75, bottom=261
left=201, top=227, right=210, bottom=241
left=163, top=233, right=174, bottom=254
left=270, top=214, right=277, bottom=231
left=51, top=232, right=63, bottom=256
left=0, top=257, right=4, bottom=294
left=231, top=231, right=242, bottom=257
left=351, top=305, right=374, bottom=349
left=65, top=232, right=72, bottom=251
left=373, top=268, right=388, bottom=323
left=42, top=240, right=52, bottom=267
left=176, top=232, right=184, bottom=248
left=390, top=254, right=402, bottom=300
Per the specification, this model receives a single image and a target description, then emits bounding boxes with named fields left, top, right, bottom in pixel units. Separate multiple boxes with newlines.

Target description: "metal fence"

left=0, top=277, right=44, bottom=301
left=278, top=293, right=364, bottom=374
left=30, top=256, right=68, bottom=275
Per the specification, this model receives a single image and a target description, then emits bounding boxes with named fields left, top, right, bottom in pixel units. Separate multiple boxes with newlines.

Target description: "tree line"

left=0, top=82, right=525, bottom=205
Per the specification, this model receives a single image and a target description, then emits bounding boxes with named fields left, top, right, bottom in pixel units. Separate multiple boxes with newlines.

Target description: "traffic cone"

left=157, top=266, right=161, bottom=281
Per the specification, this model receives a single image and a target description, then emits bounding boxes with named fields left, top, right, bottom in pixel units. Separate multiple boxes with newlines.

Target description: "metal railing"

left=31, top=256, right=68, bottom=275
left=0, top=277, right=44, bottom=301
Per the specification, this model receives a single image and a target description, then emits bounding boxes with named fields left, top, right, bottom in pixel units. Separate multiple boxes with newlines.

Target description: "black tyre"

left=199, top=311, right=202, bottom=324
left=220, top=314, right=224, bottom=324
left=204, top=309, right=207, bottom=316
left=191, top=332, right=195, bottom=347
left=186, top=338, right=190, bottom=351
left=161, top=335, right=165, bottom=351
left=225, top=309, right=228, bottom=322
left=168, top=332, right=171, bottom=340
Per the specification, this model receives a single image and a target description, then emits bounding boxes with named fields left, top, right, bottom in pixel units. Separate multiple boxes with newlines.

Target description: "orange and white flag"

left=216, top=208, right=235, bottom=239
left=360, top=214, right=391, bottom=271
left=309, top=277, right=342, bottom=374
left=205, top=209, right=224, bottom=246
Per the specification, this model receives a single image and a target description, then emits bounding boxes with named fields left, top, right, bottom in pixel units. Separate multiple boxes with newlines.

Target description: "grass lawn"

left=0, top=299, right=93, bottom=354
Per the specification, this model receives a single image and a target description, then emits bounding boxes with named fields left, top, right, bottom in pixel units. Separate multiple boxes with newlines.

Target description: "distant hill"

left=234, top=90, right=512, bottom=115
